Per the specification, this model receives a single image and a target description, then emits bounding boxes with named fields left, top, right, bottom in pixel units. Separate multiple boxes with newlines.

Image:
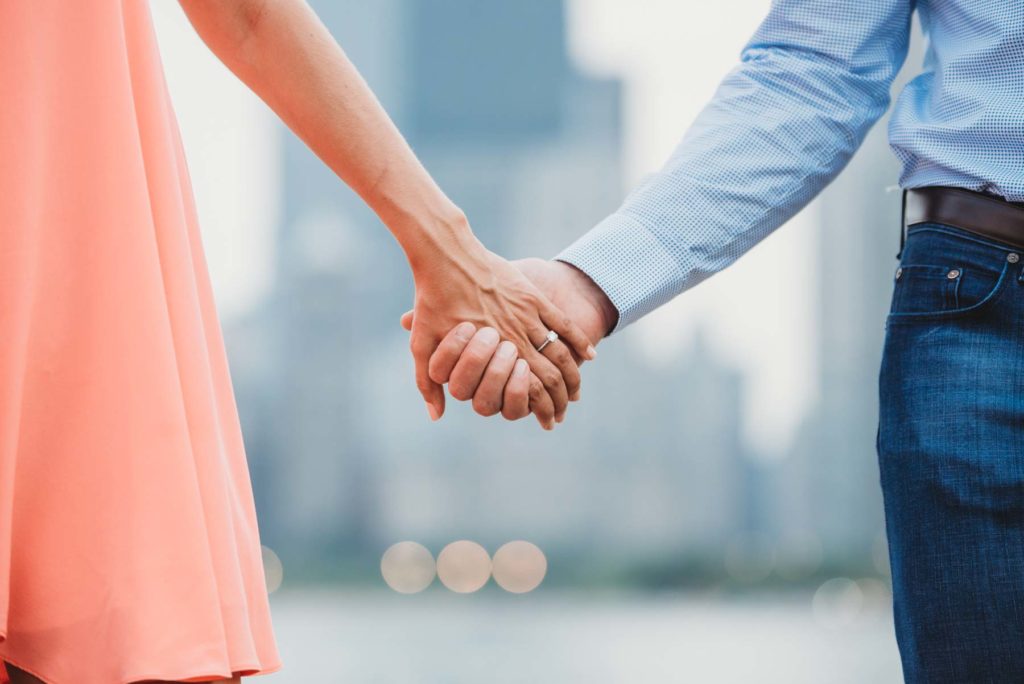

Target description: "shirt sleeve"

left=555, top=0, right=915, bottom=333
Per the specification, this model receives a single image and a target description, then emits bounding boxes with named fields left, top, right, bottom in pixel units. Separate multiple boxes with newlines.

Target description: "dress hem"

left=1, top=643, right=283, bottom=684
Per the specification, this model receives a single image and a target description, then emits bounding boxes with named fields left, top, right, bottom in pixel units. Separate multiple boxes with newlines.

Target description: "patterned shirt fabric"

left=556, top=0, right=1024, bottom=332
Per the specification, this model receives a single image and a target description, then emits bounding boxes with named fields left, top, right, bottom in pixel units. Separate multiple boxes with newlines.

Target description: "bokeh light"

left=491, top=541, right=547, bottom=594
left=812, top=577, right=864, bottom=629
left=261, top=545, right=284, bottom=594
left=856, top=577, right=893, bottom=610
left=381, top=541, right=436, bottom=594
left=436, top=540, right=491, bottom=593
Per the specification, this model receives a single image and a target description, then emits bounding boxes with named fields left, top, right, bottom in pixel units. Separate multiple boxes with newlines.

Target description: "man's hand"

left=514, top=258, right=617, bottom=353
left=401, top=259, right=617, bottom=427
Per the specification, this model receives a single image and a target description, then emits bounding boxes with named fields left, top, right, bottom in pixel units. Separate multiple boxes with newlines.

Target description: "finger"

left=540, top=338, right=582, bottom=403
left=472, top=340, right=519, bottom=417
left=525, top=325, right=569, bottom=423
left=400, top=310, right=414, bottom=331
left=428, top=322, right=477, bottom=385
left=501, top=359, right=531, bottom=421
left=448, top=327, right=501, bottom=401
left=527, top=372, right=555, bottom=430
left=539, top=300, right=597, bottom=361
left=525, top=347, right=568, bottom=423
left=411, top=333, right=445, bottom=420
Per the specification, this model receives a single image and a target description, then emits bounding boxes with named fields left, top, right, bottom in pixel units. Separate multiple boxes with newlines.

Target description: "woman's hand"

left=402, top=258, right=612, bottom=428
left=177, top=0, right=594, bottom=425
left=405, top=221, right=596, bottom=428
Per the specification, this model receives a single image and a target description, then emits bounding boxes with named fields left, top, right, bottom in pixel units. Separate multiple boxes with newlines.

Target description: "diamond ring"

left=535, top=329, right=558, bottom=352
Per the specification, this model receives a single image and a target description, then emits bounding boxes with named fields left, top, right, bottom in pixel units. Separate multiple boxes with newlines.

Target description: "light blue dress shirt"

left=556, top=0, right=1024, bottom=332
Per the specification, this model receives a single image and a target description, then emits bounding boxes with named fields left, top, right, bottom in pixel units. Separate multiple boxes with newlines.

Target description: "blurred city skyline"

left=153, top=0, right=819, bottom=455
left=150, top=0, right=925, bottom=590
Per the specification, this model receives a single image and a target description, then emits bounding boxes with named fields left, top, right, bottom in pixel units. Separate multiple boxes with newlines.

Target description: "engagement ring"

left=536, top=329, right=558, bottom=352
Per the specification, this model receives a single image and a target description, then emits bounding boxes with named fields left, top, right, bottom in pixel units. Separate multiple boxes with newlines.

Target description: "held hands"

left=406, top=226, right=598, bottom=428
left=402, top=258, right=618, bottom=429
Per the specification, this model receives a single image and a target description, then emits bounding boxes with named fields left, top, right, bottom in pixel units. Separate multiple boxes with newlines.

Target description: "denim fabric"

left=878, top=222, right=1024, bottom=682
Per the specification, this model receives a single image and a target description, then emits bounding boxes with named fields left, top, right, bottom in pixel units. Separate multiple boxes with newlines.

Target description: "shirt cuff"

left=554, top=211, right=687, bottom=334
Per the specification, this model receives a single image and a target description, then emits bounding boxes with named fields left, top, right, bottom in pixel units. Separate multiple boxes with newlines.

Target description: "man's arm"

left=558, top=0, right=916, bottom=333
left=419, top=0, right=916, bottom=421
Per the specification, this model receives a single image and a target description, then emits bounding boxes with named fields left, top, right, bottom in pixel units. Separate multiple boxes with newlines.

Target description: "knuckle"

left=540, top=369, right=560, bottom=389
left=412, top=339, right=434, bottom=359
left=528, top=380, right=544, bottom=401
left=552, top=345, right=573, bottom=366
left=503, top=390, right=525, bottom=414
left=506, top=407, right=527, bottom=421
left=473, top=396, right=499, bottom=416
left=428, top=367, right=447, bottom=385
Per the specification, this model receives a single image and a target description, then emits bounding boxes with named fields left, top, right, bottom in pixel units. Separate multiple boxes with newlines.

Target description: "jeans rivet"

left=895, top=267, right=903, bottom=280
left=1008, top=252, right=1020, bottom=264
left=947, top=269, right=960, bottom=279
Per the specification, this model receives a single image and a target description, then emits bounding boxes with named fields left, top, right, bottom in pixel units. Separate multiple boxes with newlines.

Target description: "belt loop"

left=898, top=188, right=908, bottom=260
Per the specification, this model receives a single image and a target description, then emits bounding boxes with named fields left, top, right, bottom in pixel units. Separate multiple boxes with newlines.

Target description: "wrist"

left=398, top=204, right=487, bottom=279
left=555, top=260, right=618, bottom=338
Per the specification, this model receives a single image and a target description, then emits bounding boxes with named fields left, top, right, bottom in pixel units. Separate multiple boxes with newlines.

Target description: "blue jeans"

left=878, top=222, right=1024, bottom=682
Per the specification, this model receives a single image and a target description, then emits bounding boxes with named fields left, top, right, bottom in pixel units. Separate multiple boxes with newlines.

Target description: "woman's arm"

left=176, top=0, right=596, bottom=427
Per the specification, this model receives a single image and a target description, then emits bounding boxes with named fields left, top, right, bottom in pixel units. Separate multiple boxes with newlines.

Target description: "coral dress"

left=0, top=1, right=282, bottom=682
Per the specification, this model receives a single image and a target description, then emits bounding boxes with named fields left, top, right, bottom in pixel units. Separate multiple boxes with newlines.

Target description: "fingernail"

left=497, top=341, right=517, bottom=359
left=555, top=412, right=565, bottom=424
left=455, top=322, right=476, bottom=341
left=478, top=327, right=500, bottom=344
left=570, top=389, right=581, bottom=401
left=426, top=403, right=440, bottom=421
left=513, top=359, right=528, bottom=377
left=586, top=345, right=597, bottom=360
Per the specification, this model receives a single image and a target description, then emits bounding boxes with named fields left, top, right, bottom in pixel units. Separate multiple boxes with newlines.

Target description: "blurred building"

left=772, top=20, right=927, bottom=570
left=228, top=0, right=642, bottom=569
left=224, top=1, right=925, bottom=585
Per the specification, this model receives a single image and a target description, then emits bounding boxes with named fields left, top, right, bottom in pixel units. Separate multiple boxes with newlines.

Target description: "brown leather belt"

left=902, top=186, right=1024, bottom=253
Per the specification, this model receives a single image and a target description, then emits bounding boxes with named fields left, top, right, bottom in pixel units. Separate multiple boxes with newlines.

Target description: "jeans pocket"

left=889, top=263, right=1005, bottom=315
left=886, top=225, right=1016, bottom=324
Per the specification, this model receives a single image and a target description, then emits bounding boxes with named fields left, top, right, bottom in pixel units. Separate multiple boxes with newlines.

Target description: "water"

left=263, top=589, right=903, bottom=683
